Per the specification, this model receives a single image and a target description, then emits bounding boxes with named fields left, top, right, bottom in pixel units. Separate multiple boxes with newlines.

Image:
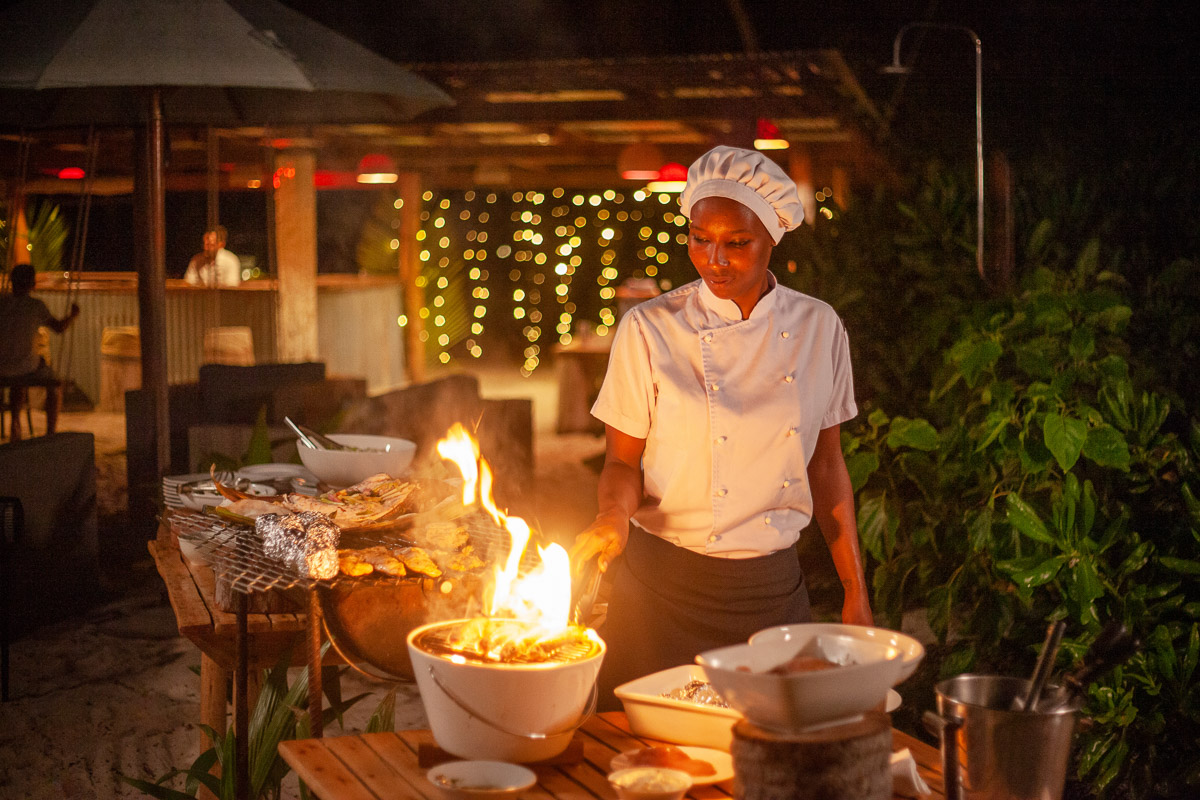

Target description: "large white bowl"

left=296, top=433, right=417, bottom=487
left=696, top=630, right=905, bottom=732
left=749, top=623, right=926, bottom=683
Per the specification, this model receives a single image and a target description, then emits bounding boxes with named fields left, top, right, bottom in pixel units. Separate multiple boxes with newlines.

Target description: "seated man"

left=0, top=264, right=80, bottom=440
left=183, top=224, right=242, bottom=287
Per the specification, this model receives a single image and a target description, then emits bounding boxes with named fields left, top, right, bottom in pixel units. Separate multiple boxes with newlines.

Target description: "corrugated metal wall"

left=35, top=280, right=405, bottom=404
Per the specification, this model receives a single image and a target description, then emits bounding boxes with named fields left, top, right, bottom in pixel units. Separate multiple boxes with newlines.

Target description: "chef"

left=570, top=146, right=873, bottom=707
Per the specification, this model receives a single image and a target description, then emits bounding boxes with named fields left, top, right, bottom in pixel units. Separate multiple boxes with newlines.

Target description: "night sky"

left=280, top=0, right=1199, bottom=151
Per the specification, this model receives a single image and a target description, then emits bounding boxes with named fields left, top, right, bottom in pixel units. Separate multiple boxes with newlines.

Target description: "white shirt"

left=591, top=274, right=857, bottom=558
left=184, top=248, right=242, bottom=287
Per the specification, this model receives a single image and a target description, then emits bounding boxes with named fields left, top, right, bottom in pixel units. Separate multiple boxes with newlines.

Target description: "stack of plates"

left=162, top=464, right=318, bottom=511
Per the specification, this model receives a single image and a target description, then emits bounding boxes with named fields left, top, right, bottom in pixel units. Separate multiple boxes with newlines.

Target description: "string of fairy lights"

left=394, top=187, right=693, bottom=376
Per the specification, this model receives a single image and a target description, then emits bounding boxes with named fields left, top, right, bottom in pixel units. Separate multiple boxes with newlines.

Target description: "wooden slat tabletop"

left=279, top=712, right=945, bottom=799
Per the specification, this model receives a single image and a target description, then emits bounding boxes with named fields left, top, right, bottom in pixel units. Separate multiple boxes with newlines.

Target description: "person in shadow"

left=1, top=264, right=80, bottom=440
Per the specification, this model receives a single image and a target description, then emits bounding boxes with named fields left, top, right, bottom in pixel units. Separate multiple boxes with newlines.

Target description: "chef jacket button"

left=764, top=516, right=772, bottom=525
left=784, top=374, right=794, bottom=383
left=782, top=479, right=791, bottom=488
left=708, top=534, right=718, bottom=543
left=715, top=435, right=727, bottom=444
left=781, top=331, right=790, bottom=339
left=786, top=427, right=797, bottom=437
left=716, top=488, right=728, bottom=497
left=710, top=383, right=720, bottom=391
left=704, top=333, right=713, bottom=343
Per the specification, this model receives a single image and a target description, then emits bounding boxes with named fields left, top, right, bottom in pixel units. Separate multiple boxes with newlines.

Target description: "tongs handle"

left=285, top=417, right=346, bottom=451
left=571, top=555, right=603, bottom=626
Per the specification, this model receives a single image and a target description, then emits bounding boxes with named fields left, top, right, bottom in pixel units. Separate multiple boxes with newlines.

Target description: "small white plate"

left=610, top=746, right=733, bottom=786
left=236, top=463, right=317, bottom=482
left=426, top=760, right=537, bottom=799
left=886, top=688, right=902, bottom=712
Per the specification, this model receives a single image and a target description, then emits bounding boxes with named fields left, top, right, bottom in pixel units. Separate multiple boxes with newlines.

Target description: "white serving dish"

left=696, top=630, right=905, bottom=733
left=296, top=433, right=417, bottom=488
left=613, top=664, right=740, bottom=750
left=749, top=623, right=926, bottom=683
left=425, top=760, right=537, bottom=799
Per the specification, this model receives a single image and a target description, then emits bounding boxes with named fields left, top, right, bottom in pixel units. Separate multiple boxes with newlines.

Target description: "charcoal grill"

left=168, top=507, right=543, bottom=722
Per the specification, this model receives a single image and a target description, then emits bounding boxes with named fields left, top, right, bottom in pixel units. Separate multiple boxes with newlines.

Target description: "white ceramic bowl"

left=614, top=664, right=741, bottom=750
left=426, top=760, right=537, bottom=800
left=749, top=623, right=926, bottom=683
left=296, top=433, right=417, bottom=487
left=607, top=767, right=692, bottom=800
left=696, top=630, right=905, bottom=732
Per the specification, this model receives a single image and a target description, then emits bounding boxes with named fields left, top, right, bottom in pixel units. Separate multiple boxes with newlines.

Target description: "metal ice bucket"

left=932, top=675, right=1080, bottom=800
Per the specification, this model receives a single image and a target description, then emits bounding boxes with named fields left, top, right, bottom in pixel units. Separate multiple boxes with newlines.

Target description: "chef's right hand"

left=570, top=514, right=629, bottom=574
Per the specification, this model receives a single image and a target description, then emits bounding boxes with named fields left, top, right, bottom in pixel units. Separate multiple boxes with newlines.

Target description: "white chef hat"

left=680, top=146, right=803, bottom=243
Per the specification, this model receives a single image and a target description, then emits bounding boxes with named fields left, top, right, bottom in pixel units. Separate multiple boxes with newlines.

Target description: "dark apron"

left=596, top=524, right=811, bottom=711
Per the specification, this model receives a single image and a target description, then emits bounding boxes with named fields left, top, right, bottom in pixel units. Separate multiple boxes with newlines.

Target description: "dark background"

left=15, top=1, right=1200, bottom=273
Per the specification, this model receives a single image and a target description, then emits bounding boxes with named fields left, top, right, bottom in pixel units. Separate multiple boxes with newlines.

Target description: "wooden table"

left=279, top=711, right=946, bottom=799
left=150, top=520, right=314, bottom=738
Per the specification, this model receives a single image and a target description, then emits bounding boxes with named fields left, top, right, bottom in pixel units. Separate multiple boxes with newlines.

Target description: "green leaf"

left=1010, top=555, right=1068, bottom=588
left=244, top=405, right=274, bottom=466
left=857, top=494, right=890, bottom=563
left=957, top=338, right=1002, bottom=387
left=366, top=690, right=398, bottom=733
left=1081, top=425, right=1130, bottom=471
left=1159, top=556, right=1200, bottom=576
left=845, top=450, right=880, bottom=493
left=1069, top=325, right=1096, bottom=361
left=967, top=508, right=993, bottom=554
left=1044, top=412, right=1087, bottom=471
left=1006, top=493, right=1056, bottom=545
left=867, top=408, right=890, bottom=429
left=116, top=775, right=197, bottom=800
left=1182, top=483, right=1200, bottom=524
left=940, top=643, right=976, bottom=677
left=1095, top=304, right=1132, bottom=333
left=885, top=417, right=940, bottom=451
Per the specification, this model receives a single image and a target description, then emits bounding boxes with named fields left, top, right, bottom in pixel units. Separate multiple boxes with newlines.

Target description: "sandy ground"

left=0, top=367, right=608, bottom=800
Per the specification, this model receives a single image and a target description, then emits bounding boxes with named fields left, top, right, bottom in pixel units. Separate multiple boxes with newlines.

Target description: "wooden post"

left=987, top=150, right=1015, bottom=293
left=273, top=149, right=319, bottom=363
left=397, top=172, right=426, bottom=383
left=830, top=165, right=850, bottom=211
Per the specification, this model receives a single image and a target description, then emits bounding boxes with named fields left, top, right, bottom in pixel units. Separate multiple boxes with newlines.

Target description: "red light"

left=57, top=167, right=85, bottom=180
left=313, top=170, right=338, bottom=187
left=656, top=162, right=688, bottom=181
left=756, top=118, right=780, bottom=139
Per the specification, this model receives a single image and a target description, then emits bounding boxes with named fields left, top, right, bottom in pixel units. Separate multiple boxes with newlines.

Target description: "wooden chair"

left=0, top=382, right=37, bottom=440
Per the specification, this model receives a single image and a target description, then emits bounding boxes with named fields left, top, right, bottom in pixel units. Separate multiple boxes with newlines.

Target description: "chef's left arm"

left=808, top=424, right=874, bottom=626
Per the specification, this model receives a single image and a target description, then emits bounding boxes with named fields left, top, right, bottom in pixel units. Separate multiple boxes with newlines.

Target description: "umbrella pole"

left=135, top=88, right=171, bottom=477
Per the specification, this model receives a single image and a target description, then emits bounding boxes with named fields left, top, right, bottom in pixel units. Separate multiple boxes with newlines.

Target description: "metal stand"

left=307, top=587, right=323, bottom=738
left=234, top=591, right=249, bottom=800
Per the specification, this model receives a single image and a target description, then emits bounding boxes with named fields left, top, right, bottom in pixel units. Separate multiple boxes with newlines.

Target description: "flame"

left=436, top=423, right=580, bottom=645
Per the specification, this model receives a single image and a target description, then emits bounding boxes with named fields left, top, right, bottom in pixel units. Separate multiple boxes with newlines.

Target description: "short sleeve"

left=821, top=316, right=858, bottom=428
left=590, top=311, right=655, bottom=439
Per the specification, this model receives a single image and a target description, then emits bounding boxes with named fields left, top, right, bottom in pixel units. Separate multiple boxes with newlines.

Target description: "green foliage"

left=847, top=248, right=1199, bottom=798
left=27, top=200, right=69, bottom=273
left=119, top=644, right=378, bottom=800
left=795, top=147, right=1200, bottom=797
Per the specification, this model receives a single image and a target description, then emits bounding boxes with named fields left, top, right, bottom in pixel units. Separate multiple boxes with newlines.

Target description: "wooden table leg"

left=198, top=653, right=228, bottom=800
left=199, top=653, right=228, bottom=746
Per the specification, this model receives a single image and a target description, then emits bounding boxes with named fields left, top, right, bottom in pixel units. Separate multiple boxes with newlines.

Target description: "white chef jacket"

left=591, top=273, right=858, bottom=559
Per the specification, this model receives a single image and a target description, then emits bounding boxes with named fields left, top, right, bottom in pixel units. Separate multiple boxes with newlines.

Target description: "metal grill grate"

left=169, top=509, right=525, bottom=595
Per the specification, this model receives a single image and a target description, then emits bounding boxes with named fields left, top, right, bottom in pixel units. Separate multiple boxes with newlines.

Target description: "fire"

left=436, top=423, right=580, bottom=646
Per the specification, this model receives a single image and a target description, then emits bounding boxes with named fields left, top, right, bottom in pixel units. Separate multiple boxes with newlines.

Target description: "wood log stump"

left=732, top=711, right=892, bottom=800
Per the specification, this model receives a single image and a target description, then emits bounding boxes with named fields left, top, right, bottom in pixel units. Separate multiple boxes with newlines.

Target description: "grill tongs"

left=570, top=554, right=603, bottom=626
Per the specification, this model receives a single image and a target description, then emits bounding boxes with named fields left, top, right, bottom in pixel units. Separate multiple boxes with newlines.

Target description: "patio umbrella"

left=0, top=0, right=452, bottom=482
